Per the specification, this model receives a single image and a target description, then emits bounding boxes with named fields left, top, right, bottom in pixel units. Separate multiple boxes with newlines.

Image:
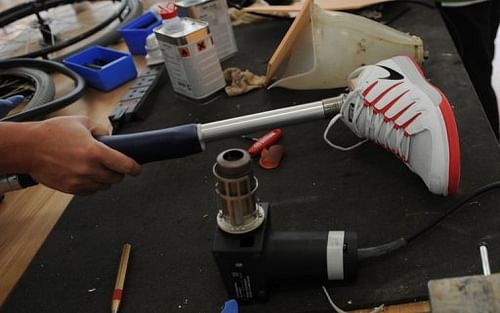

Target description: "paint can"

left=176, top=0, right=238, bottom=61
left=155, top=17, right=226, bottom=99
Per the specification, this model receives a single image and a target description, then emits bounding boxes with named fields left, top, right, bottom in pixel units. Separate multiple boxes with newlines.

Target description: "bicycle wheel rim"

left=0, top=0, right=142, bottom=60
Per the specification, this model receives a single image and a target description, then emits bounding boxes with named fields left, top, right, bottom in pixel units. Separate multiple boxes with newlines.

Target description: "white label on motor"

left=326, top=231, right=344, bottom=280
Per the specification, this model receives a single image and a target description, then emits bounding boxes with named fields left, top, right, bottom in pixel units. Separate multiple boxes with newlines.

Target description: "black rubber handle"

left=9, top=124, right=203, bottom=192
left=97, top=123, right=203, bottom=164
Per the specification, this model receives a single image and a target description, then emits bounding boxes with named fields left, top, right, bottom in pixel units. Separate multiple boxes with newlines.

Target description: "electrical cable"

left=357, top=180, right=500, bottom=260
left=322, top=285, right=385, bottom=313
left=0, top=58, right=85, bottom=122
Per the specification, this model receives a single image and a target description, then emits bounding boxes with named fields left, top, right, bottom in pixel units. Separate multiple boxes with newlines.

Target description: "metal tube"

left=199, top=95, right=345, bottom=142
left=479, top=243, right=491, bottom=275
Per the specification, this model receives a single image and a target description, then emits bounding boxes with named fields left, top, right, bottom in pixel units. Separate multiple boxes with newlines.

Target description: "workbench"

left=1, top=2, right=499, bottom=313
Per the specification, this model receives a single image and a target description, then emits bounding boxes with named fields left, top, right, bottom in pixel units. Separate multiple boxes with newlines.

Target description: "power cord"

left=321, top=285, right=385, bottom=313
left=358, top=181, right=500, bottom=259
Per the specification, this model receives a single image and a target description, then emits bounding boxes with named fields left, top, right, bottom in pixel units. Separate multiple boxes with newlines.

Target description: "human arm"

left=0, top=116, right=142, bottom=195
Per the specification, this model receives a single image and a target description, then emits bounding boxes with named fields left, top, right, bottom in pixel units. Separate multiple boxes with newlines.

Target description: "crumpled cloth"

left=229, top=0, right=288, bottom=25
left=224, top=67, right=266, bottom=96
left=229, top=7, right=269, bottom=25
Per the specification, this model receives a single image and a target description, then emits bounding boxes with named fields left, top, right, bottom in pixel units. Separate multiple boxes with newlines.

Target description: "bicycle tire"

left=0, top=58, right=85, bottom=122
left=58, top=0, right=143, bottom=61
left=0, top=0, right=142, bottom=60
left=0, top=67, right=56, bottom=111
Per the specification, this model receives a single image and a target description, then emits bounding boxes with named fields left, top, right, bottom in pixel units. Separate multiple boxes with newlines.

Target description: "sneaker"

left=324, top=55, right=460, bottom=196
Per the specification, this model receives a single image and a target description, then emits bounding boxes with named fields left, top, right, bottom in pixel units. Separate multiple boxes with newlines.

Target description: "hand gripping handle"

left=98, top=123, right=203, bottom=164
left=8, top=124, right=203, bottom=192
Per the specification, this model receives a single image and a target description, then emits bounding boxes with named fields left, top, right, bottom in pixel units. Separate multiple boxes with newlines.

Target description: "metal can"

left=176, top=0, right=237, bottom=61
left=155, top=18, right=226, bottom=99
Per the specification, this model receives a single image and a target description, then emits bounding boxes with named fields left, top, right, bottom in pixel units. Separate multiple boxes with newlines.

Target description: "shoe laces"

left=323, top=69, right=411, bottom=162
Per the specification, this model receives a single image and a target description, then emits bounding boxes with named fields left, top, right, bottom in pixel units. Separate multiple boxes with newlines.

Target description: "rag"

left=224, top=67, right=266, bottom=96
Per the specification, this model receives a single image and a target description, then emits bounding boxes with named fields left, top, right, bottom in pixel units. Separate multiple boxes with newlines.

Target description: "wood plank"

left=0, top=0, right=146, bottom=306
left=243, top=0, right=393, bottom=14
left=0, top=36, right=145, bottom=305
left=0, top=187, right=72, bottom=304
left=429, top=274, right=500, bottom=313
left=351, top=301, right=430, bottom=312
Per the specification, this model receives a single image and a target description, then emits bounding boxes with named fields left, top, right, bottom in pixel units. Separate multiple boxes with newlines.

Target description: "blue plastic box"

left=118, top=11, right=162, bottom=55
left=63, top=45, right=137, bottom=92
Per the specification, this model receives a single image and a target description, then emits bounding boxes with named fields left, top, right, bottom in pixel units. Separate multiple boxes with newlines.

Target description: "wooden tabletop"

left=0, top=44, right=146, bottom=306
left=0, top=1, right=431, bottom=311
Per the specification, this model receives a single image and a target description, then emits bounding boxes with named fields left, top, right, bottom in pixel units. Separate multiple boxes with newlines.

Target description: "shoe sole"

left=392, top=56, right=460, bottom=195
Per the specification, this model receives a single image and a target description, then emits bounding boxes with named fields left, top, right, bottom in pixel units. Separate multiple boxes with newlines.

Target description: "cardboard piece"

left=264, top=0, right=313, bottom=85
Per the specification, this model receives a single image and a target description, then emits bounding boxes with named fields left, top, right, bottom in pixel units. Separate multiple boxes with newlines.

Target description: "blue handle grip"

left=98, top=123, right=203, bottom=164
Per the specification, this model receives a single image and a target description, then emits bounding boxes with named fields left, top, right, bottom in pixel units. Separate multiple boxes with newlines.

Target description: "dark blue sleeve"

left=98, top=124, right=203, bottom=164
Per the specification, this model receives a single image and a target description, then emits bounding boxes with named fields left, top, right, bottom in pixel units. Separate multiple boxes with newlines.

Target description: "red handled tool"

left=247, top=128, right=283, bottom=157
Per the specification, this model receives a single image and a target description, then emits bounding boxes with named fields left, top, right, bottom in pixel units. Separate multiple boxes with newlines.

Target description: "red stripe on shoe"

left=438, top=92, right=461, bottom=195
left=362, top=80, right=378, bottom=98
left=402, top=55, right=461, bottom=195
left=385, top=101, right=415, bottom=123
left=395, top=112, right=422, bottom=130
left=376, top=90, right=410, bottom=115
left=365, top=82, right=404, bottom=107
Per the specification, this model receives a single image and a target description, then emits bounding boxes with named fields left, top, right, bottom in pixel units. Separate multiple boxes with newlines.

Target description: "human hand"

left=0, top=95, right=24, bottom=118
left=25, top=116, right=142, bottom=195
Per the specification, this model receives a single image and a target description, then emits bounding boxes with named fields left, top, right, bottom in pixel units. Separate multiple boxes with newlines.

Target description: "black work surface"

left=4, top=3, right=500, bottom=313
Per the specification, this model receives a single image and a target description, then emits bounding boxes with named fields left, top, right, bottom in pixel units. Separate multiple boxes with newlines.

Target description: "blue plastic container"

left=63, top=45, right=137, bottom=92
left=118, top=11, right=162, bottom=55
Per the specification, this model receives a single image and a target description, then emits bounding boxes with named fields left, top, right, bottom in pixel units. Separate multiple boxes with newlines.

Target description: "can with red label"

left=155, top=17, right=225, bottom=99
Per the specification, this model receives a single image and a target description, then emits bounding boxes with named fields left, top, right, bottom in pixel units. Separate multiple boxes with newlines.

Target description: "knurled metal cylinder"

left=213, top=149, right=264, bottom=234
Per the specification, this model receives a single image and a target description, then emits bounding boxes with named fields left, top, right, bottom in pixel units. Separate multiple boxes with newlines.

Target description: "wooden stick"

left=111, top=244, right=132, bottom=313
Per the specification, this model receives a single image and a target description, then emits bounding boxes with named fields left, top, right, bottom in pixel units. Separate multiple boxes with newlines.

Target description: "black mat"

left=3, top=3, right=500, bottom=313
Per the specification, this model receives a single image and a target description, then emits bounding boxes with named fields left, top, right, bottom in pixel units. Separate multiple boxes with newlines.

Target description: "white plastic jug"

left=268, top=4, right=424, bottom=90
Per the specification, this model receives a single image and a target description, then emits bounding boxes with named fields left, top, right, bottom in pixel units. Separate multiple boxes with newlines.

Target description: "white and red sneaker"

left=324, top=56, right=460, bottom=196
